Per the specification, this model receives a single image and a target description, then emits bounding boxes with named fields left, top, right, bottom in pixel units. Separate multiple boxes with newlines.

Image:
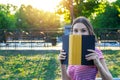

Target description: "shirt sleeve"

left=95, top=48, right=104, bottom=59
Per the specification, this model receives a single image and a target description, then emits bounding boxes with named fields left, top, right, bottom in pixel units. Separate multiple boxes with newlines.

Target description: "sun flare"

left=27, top=0, right=61, bottom=12
left=0, top=0, right=61, bottom=12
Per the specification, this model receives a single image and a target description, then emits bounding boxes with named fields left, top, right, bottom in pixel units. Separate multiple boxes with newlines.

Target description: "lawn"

left=103, top=50, right=120, bottom=77
left=0, top=50, right=119, bottom=80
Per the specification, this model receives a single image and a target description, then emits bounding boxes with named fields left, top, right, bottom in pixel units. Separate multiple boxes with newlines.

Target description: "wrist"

left=60, top=65, right=67, bottom=72
left=61, top=64, right=66, bottom=67
left=94, top=59, right=101, bottom=66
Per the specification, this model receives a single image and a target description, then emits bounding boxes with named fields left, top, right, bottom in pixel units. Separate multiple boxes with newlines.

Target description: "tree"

left=91, top=0, right=120, bottom=28
left=15, top=5, right=60, bottom=30
left=0, top=4, right=17, bottom=43
left=56, top=0, right=102, bottom=24
left=15, top=4, right=61, bottom=42
left=0, top=4, right=17, bottom=29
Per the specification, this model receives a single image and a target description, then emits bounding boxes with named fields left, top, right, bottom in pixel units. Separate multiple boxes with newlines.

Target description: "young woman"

left=58, top=17, right=113, bottom=80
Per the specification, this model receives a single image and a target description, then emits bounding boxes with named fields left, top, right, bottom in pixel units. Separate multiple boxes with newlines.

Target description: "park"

left=0, top=0, right=120, bottom=80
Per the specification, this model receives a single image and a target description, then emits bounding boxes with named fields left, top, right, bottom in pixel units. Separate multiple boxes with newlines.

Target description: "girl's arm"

left=60, top=64, right=71, bottom=80
left=86, top=49, right=113, bottom=80
left=96, top=59, right=113, bottom=80
left=58, top=50, right=71, bottom=80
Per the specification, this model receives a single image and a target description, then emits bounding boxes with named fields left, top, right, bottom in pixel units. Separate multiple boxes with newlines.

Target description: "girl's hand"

left=58, top=50, right=66, bottom=63
left=86, top=49, right=100, bottom=65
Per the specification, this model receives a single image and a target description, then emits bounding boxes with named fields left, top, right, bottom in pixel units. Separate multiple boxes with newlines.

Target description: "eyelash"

left=81, top=29, right=86, bottom=32
left=74, top=29, right=78, bottom=32
left=73, top=29, right=86, bottom=33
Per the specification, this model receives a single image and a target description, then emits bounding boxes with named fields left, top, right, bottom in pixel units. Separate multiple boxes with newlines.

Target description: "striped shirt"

left=67, top=48, right=104, bottom=80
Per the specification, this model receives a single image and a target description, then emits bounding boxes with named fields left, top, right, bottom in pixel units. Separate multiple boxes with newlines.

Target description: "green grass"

left=0, top=50, right=61, bottom=80
left=0, top=50, right=119, bottom=79
left=103, top=50, right=120, bottom=77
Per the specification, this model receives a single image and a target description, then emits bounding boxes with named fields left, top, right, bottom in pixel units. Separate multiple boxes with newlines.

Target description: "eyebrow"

left=72, top=27, right=88, bottom=30
left=81, top=28, right=87, bottom=30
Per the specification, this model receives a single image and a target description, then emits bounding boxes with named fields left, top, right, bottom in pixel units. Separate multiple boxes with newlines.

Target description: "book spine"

left=69, top=35, right=82, bottom=65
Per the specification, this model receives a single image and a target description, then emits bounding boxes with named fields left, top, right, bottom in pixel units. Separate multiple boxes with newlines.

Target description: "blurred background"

left=0, top=0, right=120, bottom=80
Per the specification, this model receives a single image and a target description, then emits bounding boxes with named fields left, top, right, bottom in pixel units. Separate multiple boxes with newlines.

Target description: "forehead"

left=73, top=23, right=87, bottom=29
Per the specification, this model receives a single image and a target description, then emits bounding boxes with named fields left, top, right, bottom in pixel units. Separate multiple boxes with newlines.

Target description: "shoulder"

left=95, top=48, right=104, bottom=59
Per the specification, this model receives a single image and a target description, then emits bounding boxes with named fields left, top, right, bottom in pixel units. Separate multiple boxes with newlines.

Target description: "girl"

left=58, top=17, right=113, bottom=80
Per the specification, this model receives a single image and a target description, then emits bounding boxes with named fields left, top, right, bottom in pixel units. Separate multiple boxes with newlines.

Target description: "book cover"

left=61, top=35, right=69, bottom=64
left=61, top=35, right=95, bottom=65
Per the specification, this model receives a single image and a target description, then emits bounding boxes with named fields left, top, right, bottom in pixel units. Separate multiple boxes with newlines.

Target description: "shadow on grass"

left=0, top=50, right=59, bottom=56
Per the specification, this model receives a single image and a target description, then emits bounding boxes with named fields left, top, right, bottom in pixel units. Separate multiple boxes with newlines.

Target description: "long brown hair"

left=71, top=16, right=97, bottom=41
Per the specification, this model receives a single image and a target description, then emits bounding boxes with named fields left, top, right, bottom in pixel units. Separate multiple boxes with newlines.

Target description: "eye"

left=73, top=29, right=78, bottom=33
left=81, top=29, right=86, bottom=32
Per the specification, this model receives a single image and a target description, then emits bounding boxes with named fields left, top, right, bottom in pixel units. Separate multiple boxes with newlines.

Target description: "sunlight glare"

left=33, top=0, right=61, bottom=12
left=107, top=0, right=116, bottom=3
left=0, top=0, right=61, bottom=12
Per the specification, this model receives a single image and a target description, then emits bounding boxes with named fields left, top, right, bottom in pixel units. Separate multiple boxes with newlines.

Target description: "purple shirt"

left=67, top=48, right=104, bottom=80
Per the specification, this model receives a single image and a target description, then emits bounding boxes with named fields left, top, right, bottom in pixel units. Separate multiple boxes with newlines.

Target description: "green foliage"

left=0, top=51, right=60, bottom=80
left=91, top=2, right=120, bottom=28
left=0, top=4, right=61, bottom=33
left=56, top=0, right=103, bottom=24
left=56, top=0, right=120, bottom=29
left=14, top=5, right=61, bottom=38
left=0, top=4, right=17, bottom=29
left=1, top=0, right=120, bottom=30
left=15, top=5, right=60, bottom=30
left=74, top=0, right=101, bottom=17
